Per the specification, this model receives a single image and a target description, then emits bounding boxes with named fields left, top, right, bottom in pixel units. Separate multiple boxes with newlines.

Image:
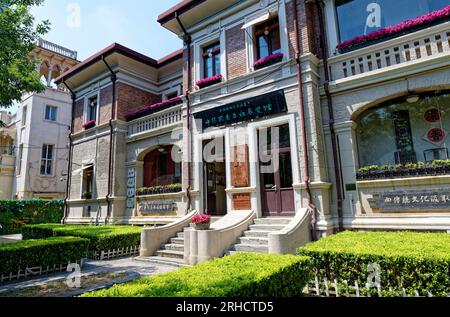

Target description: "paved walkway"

left=0, top=234, right=22, bottom=244
left=0, top=257, right=178, bottom=297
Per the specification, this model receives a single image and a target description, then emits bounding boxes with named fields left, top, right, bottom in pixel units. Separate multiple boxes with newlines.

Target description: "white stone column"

left=323, top=0, right=339, bottom=56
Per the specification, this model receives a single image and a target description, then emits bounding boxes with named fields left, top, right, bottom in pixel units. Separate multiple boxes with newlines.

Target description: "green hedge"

left=81, top=253, right=312, bottom=297
left=22, top=224, right=142, bottom=253
left=0, top=236, right=89, bottom=277
left=0, top=199, right=63, bottom=235
left=297, top=231, right=450, bottom=297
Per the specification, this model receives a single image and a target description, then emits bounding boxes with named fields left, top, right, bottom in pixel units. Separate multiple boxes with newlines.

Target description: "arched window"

left=143, top=145, right=181, bottom=187
left=356, top=91, right=450, bottom=168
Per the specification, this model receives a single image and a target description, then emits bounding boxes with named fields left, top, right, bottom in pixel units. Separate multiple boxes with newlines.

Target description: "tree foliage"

left=0, top=0, right=50, bottom=108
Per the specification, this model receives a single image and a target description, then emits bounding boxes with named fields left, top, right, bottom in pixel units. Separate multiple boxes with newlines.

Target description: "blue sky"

left=31, top=0, right=183, bottom=60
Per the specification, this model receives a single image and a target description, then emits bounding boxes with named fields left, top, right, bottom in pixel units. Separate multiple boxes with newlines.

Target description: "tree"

left=0, top=0, right=50, bottom=109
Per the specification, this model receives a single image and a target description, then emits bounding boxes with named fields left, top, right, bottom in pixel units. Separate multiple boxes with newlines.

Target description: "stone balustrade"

left=127, top=107, right=182, bottom=138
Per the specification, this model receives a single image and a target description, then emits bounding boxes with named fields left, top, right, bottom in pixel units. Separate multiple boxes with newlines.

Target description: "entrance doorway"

left=203, top=137, right=227, bottom=216
left=259, top=124, right=295, bottom=216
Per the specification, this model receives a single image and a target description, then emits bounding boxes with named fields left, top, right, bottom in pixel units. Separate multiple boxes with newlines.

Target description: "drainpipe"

left=293, top=0, right=318, bottom=241
left=315, top=0, right=344, bottom=232
left=176, top=13, right=193, bottom=212
left=62, top=81, right=75, bottom=224
left=102, top=56, right=117, bottom=224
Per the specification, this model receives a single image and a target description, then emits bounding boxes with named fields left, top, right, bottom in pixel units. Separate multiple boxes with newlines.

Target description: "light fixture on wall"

left=406, top=95, right=420, bottom=104
left=157, top=146, right=166, bottom=153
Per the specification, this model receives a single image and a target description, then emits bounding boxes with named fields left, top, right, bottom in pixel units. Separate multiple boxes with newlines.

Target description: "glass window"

left=45, top=105, right=57, bottom=121
left=17, top=144, right=23, bottom=175
left=254, top=16, right=281, bottom=60
left=356, top=92, right=450, bottom=167
left=143, top=145, right=182, bottom=187
left=88, top=96, right=98, bottom=122
left=335, top=0, right=450, bottom=43
left=40, top=144, right=54, bottom=175
left=21, top=107, right=27, bottom=127
left=202, top=42, right=221, bottom=78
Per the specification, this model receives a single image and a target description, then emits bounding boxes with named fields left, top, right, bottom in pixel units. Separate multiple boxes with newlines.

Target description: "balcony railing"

left=127, top=107, right=182, bottom=138
left=37, top=38, right=78, bottom=60
left=328, top=22, right=450, bottom=81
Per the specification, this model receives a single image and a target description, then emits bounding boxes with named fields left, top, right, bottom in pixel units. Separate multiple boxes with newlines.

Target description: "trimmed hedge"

left=0, top=236, right=89, bottom=277
left=81, top=253, right=312, bottom=297
left=297, top=231, right=450, bottom=297
left=0, top=199, right=63, bottom=235
left=22, top=224, right=142, bottom=253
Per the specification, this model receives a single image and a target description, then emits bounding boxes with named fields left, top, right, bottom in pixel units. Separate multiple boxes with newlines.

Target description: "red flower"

left=337, top=5, right=450, bottom=51
left=196, top=74, right=223, bottom=89
left=192, top=213, right=211, bottom=224
left=82, top=120, right=96, bottom=129
left=125, top=96, right=182, bottom=122
left=253, top=53, right=284, bottom=70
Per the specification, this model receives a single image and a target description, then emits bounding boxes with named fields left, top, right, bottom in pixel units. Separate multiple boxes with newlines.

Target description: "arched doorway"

left=143, top=145, right=181, bottom=187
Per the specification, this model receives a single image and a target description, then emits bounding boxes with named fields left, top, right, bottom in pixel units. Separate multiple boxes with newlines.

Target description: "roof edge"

left=157, top=0, right=207, bottom=25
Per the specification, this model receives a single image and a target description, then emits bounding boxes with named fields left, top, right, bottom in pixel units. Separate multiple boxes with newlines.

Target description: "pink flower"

left=192, top=213, right=211, bottom=224
left=125, top=96, right=182, bottom=122
left=196, top=74, right=223, bottom=89
left=337, top=5, right=450, bottom=51
left=82, top=120, right=96, bottom=129
left=253, top=53, right=284, bottom=69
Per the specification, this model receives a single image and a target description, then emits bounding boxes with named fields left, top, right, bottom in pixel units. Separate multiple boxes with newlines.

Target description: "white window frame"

left=40, top=143, right=54, bottom=176
left=244, top=1, right=289, bottom=73
left=193, top=30, right=227, bottom=84
left=83, top=90, right=101, bottom=124
left=162, top=86, right=182, bottom=101
left=80, top=164, right=95, bottom=200
left=44, top=105, right=58, bottom=122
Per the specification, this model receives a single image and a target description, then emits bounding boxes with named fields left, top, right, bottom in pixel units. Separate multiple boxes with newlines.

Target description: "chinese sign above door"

left=194, top=90, right=288, bottom=129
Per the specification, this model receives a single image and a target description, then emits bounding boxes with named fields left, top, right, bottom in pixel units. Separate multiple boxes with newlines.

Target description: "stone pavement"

left=0, top=256, right=179, bottom=297
left=0, top=234, right=22, bottom=244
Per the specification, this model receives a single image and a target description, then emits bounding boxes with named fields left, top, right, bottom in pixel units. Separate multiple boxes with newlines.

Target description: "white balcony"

left=328, top=22, right=450, bottom=82
left=37, top=38, right=78, bottom=60
left=127, top=107, right=183, bottom=140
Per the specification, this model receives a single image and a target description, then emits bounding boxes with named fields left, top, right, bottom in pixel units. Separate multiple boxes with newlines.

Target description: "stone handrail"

left=37, top=38, right=78, bottom=60
left=139, top=210, right=197, bottom=257
left=184, top=210, right=256, bottom=265
left=268, top=208, right=312, bottom=254
left=127, top=107, right=182, bottom=138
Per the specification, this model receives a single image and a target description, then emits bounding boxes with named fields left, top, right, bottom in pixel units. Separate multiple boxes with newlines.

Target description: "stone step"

left=170, top=237, right=185, bottom=245
left=253, top=218, right=292, bottom=225
left=237, top=237, right=269, bottom=246
left=162, top=243, right=184, bottom=252
left=232, top=244, right=269, bottom=253
left=243, top=230, right=271, bottom=238
left=177, top=232, right=184, bottom=239
left=155, top=249, right=184, bottom=259
left=134, top=256, right=188, bottom=268
left=248, top=224, right=285, bottom=231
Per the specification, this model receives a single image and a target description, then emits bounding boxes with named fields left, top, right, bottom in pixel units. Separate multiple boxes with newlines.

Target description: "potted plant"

left=82, top=192, right=92, bottom=200
left=196, top=74, right=223, bottom=89
left=82, top=120, right=96, bottom=130
left=192, top=212, right=211, bottom=230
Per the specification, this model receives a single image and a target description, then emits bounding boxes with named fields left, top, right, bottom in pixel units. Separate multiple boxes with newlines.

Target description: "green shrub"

left=0, top=236, right=89, bottom=277
left=81, top=253, right=312, bottom=297
left=0, top=199, right=64, bottom=235
left=22, top=224, right=142, bottom=253
left=297, top=231, right=450, bottom=296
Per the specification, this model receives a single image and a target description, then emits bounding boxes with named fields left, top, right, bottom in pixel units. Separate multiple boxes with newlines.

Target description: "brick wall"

left=116, top=82, right=161, bottom=121
left=73, top=99, right=84, bottom=134
left=99, top=85, right=112, bottom=125
left=226, top=24, right=247, bottom=80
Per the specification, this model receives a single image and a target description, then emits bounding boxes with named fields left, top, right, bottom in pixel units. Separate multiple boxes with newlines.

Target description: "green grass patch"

left=22, top=224, right=142, bottom=253
left=297, top=231, right=450, bottom=296
left=0, top=237, right=89, bottom=277
left=81, top=253, right=312, bottom=297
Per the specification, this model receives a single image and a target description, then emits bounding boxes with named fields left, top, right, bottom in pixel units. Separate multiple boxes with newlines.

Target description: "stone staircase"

left=225, top=217, right=291, bottom=255
left=135, top=231, right=187, bottom=267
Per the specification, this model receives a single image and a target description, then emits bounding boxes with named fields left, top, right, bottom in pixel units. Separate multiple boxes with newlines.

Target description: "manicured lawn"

left=81, top=253, right=312, bottom=297
left=298, top=231, right=450, bottom=296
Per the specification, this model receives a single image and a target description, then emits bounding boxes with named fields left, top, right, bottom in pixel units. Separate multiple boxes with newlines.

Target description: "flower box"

left=136, top=183, right=182, bottom=196
left=82, top=192, right=92, bottom=200
left=192, top=213, right=211, bottom=230
left=82, top=120, right=96, bottom=130
left=337, top=5, right=450, bottom=53
left=196, top=74, right=223, bottom=89
left=125, top=96, right=182, bottom=122
left=253, top=53, right=284, bottom=70
left=357, top=160, right=450, bottom=180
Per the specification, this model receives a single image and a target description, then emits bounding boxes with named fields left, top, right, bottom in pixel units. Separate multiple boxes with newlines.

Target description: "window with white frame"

left=81, top=165, right=94, bottom=199
left=254, top=15, right=281, bottom=60
left=165, top=91, right=179, bottom=100
left=45, top=105, right=57, bottom=121
left=202, top=42, right=221, bottom=79
left=40, top=144, right=54, bottom=175
left=21, top=107, right=27, bottom=127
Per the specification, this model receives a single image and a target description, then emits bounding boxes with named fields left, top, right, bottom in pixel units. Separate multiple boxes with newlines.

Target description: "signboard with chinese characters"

left=126, top=168, right=136, bottom=210
left=368, top=190, right=450, bottom=213
left=138, top=200, right=176, bottom=215
left=193, top=90, right=288, bottom=129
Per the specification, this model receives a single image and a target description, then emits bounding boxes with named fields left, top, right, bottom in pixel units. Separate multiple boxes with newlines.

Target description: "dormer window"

left=202, top=42, right=221, bottom=79
left=254, top=16, right=281, bottom=60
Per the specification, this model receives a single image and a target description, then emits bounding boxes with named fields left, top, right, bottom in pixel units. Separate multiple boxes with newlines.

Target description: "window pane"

left=214, top=53, right=221, bottom=76
left=45, top=106, right=50, bottom=120
left=204, top=57, right=213, bottom=78
left=47, top=145, right=53, bottom=159
left=46, top=160, right=52, bottom=175
left=51, top=107, right=57, bottom=121
left=336, top=0, right=450, bottom=43
left=257, top=35, right=269, bottom=59
left=279, top=152, right=293, bottom=188
left=356, top=92, right=450, bottom=167
left=270, top=29, right=281, bottom=54
left=41, top=145, right=47, bottom=159
left=41, top=160, right=46, bottom=175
